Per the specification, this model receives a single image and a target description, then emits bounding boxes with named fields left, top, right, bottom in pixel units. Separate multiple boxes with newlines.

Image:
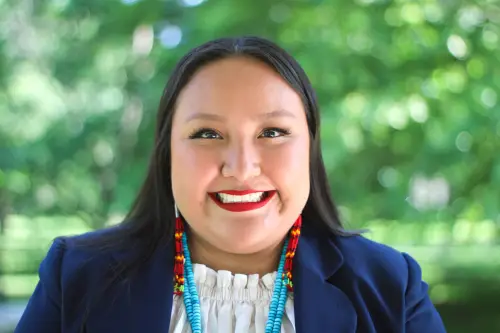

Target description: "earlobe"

left=175, top=204, right=180, bottom=218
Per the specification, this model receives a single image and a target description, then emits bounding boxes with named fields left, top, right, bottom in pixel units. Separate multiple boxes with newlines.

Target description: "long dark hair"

left=76, top=36, right=357, bottom=329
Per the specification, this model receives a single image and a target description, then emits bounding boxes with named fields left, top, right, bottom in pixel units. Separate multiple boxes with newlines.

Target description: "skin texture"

left=170, top=56, right=310, bottom=275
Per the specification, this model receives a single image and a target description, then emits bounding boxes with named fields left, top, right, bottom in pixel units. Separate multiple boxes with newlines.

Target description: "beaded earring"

left=173, top=205, right=185, bottom=295
left=283, top=215, right=301, bottom=291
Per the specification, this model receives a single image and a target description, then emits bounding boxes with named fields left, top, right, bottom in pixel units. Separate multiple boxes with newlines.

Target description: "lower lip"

left=208, top=191, right=276, bottom=212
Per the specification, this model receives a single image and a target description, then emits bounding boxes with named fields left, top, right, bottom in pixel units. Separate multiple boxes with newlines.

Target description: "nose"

left=221, top=141, right=261, bottom=182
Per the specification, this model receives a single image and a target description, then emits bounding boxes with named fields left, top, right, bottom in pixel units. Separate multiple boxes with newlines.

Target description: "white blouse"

left=169, top=263, right=296, bottom=333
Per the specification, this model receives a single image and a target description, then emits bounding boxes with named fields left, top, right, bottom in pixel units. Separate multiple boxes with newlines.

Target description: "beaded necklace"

left=173, top=213, right=302, bottom=333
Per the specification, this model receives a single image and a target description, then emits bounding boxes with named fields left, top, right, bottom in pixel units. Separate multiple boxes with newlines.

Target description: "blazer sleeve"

left=403, top=253, right=447, bottom=332
left=14, top=238, right=66, bottom=333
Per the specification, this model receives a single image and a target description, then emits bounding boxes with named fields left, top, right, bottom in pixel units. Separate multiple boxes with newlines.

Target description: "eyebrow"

left=184, top=109, right=296, bottom=123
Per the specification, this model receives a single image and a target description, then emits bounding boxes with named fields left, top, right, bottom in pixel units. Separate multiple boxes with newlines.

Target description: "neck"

left=187, top=231, right=285, bottom=276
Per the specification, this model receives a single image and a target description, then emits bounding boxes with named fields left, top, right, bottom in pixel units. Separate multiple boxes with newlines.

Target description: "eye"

left=189, top=128, right=223, bottom=140
left=259, top=127, right=291, bottom=138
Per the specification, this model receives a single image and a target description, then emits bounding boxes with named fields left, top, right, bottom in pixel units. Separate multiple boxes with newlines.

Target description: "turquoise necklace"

left=173, top=216, right=302, bottom=333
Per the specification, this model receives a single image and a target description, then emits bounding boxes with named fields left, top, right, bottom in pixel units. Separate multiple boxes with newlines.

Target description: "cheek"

left=262, top=139, right=310, bottom=198
left=171, top=140, right=220, bottom=200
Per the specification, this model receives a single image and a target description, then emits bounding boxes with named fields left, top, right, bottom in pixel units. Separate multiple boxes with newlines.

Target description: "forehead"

left=175, top=56, right=304, bottom=118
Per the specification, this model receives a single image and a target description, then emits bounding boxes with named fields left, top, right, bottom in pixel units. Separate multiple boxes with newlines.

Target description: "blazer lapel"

left=293, top=225, right=357, bottom=333
left=87, top=242, right=174, bottom=333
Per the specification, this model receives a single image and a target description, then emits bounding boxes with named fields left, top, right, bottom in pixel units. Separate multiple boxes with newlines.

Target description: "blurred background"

left=0, top=0, right=499, bottom=332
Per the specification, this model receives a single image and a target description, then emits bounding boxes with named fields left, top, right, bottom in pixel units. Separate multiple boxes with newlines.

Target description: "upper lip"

left=212, top=190, right=272, bottom=195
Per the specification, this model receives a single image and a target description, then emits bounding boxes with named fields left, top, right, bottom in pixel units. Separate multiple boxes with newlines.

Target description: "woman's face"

left=171, top=56, right=310, bottom=254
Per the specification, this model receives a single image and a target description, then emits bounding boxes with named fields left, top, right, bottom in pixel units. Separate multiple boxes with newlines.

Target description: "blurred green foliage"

left=0, top=0, right=499, bottom=332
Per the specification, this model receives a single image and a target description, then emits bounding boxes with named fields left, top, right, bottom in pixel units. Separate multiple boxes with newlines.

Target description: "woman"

left=15, top=36, right=446, bottom=333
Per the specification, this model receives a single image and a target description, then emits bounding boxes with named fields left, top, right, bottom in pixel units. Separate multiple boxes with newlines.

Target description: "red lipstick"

left=208, top=190, right=276, bottom=212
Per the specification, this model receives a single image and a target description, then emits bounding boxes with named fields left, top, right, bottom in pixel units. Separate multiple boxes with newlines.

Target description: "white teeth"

left=217, top=192, right=266, bottom=203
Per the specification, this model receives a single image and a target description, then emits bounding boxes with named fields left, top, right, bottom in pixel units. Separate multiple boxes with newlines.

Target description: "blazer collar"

left=104, top=224, right=357, bottom=333
left=293, top=224, right=357, bottom=332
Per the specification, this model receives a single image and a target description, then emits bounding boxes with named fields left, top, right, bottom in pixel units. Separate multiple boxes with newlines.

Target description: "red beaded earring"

left=283, top=215, right=302, bottom=291
left=173, top=205, right=185, bottom=295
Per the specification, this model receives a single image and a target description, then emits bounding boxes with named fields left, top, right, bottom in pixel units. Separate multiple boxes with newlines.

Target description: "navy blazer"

left=14, top=224, right=446, bottom=332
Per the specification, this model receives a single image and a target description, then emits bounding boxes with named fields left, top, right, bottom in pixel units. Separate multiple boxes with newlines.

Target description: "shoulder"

left=335, top=234, right=414, bottom=279
left=40, top=226, right=131, bottom=292
left=334, top=234, right=436, bottom=315
left=333, top=234, right=423, bottom=289
left=15, top=226, right=143, bottom=332
left=330, top=234, right=445, bottom=331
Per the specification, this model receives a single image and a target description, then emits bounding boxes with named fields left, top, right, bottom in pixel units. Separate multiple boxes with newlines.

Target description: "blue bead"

left=272, top=279, right=288, bottom=332
left=266, top=238, right=289, bottom=333
left=181, top=232, right=204, bottom=332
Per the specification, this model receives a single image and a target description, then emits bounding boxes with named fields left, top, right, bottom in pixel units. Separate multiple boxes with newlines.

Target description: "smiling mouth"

left=208, top=190, right=276, bottom=212
left=215, top=191, right=270, bottom=203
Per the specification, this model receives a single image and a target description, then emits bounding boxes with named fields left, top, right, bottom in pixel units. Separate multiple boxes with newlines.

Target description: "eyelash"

left=188, top=128, right=223, bottom=140
left=188, top=127, right=291, bottom=140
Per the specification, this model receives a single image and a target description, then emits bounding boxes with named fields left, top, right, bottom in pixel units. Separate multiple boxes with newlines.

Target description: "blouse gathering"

left=169, top=263, right=295, bottom=333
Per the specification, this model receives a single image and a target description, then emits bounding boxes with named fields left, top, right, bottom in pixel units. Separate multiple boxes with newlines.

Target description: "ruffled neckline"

left=184, top=263, right=290, bottom=302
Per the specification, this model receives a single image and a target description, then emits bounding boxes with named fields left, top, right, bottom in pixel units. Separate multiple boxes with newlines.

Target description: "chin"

left=215, top=230, right=270, bottom=254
